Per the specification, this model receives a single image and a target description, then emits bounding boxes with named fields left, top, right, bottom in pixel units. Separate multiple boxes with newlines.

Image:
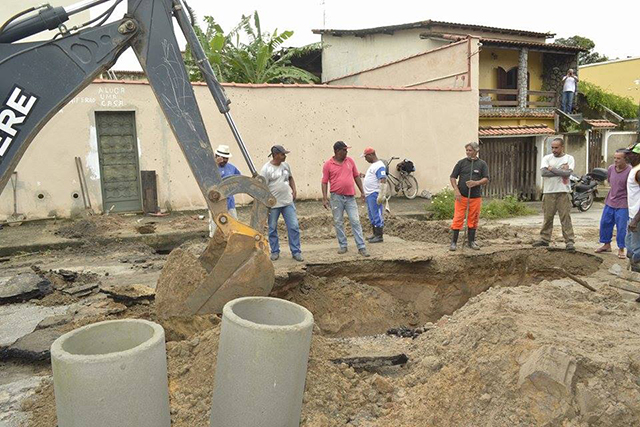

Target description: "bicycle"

left=384, top=157, right=419, bottom=199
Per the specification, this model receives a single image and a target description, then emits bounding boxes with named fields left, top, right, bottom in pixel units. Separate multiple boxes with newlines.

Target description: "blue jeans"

left=626, top=224, right=640, bottom=265
left=561, top=91, right=574, bottom=113
left=330, top=193, right=366, bottom=250
left=365, top=193, right=384, bottom=227
left=268, top=204, right=301, bottom=255
left=599, top=205, right=628, bottom=248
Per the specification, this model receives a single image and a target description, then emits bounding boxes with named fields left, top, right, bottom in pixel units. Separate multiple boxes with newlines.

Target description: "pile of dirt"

left=19, top=264, right=640, bottom=426
left=285, top=276, right=417, bottom=337
left=384, top=215, right=529, bottom=244
left=277, top=213, right=531, bottom=245
left=54, top=215, right=127, bottom=239
left=370, top=280, right=640, bottom=426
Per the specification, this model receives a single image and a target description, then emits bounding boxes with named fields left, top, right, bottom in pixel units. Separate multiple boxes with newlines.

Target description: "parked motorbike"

left=570, top=168, right=607, bottom=212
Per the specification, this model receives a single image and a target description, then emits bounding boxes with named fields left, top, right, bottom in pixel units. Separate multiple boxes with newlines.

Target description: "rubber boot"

left=366, top=227, right=376, bottom=242
left=369, top=226, right=384, bottom=243
left=468, top=228, right=480, bottom=250
left=449, top=229, right=459, bottom=251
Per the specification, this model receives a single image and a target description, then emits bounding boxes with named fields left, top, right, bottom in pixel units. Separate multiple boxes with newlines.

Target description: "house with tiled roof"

left=313, top=20, right=636, bottom=199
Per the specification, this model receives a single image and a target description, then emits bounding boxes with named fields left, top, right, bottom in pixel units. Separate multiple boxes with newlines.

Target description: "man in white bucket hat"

left=209, top=144, right=241, bottom=237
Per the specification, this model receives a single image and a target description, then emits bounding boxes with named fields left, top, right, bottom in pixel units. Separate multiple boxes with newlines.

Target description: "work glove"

left=377, top=183, right=388, bottom=205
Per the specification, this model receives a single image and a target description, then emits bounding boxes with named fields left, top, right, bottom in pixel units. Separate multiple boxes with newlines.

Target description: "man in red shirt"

left=322, top=141, right=370, bottom=257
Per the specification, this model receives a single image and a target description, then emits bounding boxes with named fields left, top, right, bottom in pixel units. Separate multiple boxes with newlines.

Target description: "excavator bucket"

left=155, top=213, right=274, bottom=317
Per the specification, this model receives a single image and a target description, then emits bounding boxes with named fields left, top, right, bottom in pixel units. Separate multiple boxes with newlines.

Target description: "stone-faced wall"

left=542, top=53, right=578, bottom=108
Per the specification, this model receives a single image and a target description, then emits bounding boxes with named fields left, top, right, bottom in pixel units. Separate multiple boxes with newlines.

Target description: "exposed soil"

left=278, top=213, right=529, bottom=245
left=18, top=246, right=636, bottom=427
left=5, top=201, right=640, bottom=427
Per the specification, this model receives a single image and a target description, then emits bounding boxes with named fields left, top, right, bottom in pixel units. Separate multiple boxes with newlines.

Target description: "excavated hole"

left=281, top=248, right=602, bottom=338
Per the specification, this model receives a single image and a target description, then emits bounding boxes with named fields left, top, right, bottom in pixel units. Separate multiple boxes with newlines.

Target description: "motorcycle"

left=570, top=168, right=607, bottom=212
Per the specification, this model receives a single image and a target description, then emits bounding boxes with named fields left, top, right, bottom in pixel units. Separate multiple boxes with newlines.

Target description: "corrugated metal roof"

left=312, top=20, right=553, bottom=38
left=479, top=125, right=555, bottom=136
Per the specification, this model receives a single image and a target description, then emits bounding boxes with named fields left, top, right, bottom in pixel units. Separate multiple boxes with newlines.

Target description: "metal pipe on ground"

left=210, top=297, right=314, bottom=427
left=50, top=319, right=171, bottom=427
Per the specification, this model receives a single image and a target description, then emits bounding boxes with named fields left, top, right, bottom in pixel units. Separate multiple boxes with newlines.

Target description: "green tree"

left=555, top=35, right=609, bottom=65
left=185, top=11, right=319, bottom=84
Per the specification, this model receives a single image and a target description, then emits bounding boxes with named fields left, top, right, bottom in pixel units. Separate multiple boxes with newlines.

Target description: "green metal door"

left=95, top=111, right=143, bottom=213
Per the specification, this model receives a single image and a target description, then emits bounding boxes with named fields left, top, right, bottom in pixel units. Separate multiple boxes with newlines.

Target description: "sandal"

left=618, top=250, right=626, bottom=259
left=595, top=246, right=612, bottom=253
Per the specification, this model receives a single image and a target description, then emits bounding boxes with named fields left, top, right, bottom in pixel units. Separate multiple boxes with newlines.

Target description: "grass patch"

left=427, top=189, right=535, bottom=220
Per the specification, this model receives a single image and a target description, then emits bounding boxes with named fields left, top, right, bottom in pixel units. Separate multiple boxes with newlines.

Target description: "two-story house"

left=314, top=20, right=591, bottom=199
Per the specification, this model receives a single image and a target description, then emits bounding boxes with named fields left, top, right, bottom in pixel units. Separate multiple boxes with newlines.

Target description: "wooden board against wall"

left=141, top=171, right=158, bottom=214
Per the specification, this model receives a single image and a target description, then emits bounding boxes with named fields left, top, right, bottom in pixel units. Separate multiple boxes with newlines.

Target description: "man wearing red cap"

left=321, top=141, right=370, bottom=257
left=362, top=147, right=388, bottom=243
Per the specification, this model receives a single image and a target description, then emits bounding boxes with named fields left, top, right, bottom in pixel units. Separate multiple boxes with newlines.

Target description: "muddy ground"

left=2, top=200, right=640, bottom=426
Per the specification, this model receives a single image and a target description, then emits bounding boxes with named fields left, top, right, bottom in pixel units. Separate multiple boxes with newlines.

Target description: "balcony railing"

left=479, top=89, right=557, bottom=108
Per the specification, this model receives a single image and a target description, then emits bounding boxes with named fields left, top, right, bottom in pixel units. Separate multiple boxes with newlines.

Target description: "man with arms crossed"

left=209, top=144, right=241, bottom=237
left=533, top=137, right=575, bottom=251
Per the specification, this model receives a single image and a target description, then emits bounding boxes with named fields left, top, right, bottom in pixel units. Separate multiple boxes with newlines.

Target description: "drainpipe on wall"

left=518, top=48, right=529, bottom=109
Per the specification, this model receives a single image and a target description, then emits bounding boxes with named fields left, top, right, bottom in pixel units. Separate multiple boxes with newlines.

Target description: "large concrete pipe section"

left=210, top=296, right=314, bottom=427
left=50, top=319, right=171, bottom=427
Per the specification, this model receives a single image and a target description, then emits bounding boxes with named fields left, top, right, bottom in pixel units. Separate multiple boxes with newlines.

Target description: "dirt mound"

left=385, top=215, right=528, bottom=244
left=286, top=276, right=417, bottom=337
left=54, top=215, right=127, bottom=239
left=277, top=213, right=529, bottom=244
left=370, top=280, right=640, bottom=426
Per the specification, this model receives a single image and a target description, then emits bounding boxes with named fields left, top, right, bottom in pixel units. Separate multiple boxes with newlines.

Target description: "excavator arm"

left=0, top=0, right=276, bottom=315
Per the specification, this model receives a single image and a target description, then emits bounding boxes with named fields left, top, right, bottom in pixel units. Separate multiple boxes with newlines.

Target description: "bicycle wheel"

left=385, top=179, right=395, bottom=200
left=402, top=174, right=419, bottom=199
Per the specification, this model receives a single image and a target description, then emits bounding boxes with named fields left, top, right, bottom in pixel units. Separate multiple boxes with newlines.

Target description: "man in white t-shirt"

left=361, top=147, right=388, bottom=243
left=259, top=145, right=303, bottom=262
left=533, top=137, right=576, bottom=251
left=561, top=69, right=578, bottom=113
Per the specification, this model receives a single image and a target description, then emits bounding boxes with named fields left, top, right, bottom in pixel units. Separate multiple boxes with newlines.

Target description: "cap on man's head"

left=269, top=144, right=290, bottom=157
left=360, top=147, right=376, bottom=157
left=333, top=141, right=352, bottom=151
left=623, top=143, right=640, bottom=155
left=214, top=144, right=232, bottom=158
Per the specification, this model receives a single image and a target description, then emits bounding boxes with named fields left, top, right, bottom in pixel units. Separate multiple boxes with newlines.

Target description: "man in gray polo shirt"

left=260, top=145, right=303, bottom=262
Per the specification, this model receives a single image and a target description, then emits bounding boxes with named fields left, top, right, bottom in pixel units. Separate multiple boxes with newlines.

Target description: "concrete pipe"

left=51, top=319, right=171, bottom=427
left=210, top=297, right=314, bottom=427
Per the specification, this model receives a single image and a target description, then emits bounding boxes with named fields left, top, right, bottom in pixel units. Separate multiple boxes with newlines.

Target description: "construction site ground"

left=1, top=198, right=640, bottom=426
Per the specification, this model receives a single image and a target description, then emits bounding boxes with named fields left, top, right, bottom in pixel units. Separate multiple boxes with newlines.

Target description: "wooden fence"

left=480, top=137, right=538, bottom=200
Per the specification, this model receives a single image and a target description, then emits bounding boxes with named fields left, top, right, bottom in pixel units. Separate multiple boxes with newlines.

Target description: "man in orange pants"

left=449, top=142, right=490, bottom=251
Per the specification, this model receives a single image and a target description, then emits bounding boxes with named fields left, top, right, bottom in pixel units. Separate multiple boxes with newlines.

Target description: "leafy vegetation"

left=481, top=196, right=535, bottom=219
left=428, top=188, right=457, bottom=220
left=555, top=35, right=608, bottom=65
left=580, top=81, right=639, bottom=119
left=427, top=189, right=534, bottom=220
left=184, top=11, right=319, bottom=84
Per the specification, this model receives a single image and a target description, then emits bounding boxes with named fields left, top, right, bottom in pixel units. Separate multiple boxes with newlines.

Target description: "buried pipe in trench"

left=210, top=297, right=314, bottom=427
left=50, top=319, right=171, bottom=427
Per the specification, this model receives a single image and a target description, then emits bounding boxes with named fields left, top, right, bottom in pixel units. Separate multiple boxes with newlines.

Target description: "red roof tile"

left=479, top=110, right=555, bottom=118
left=479, top=125, right=555, bottom=136
left=584, top=119, right=617, bottom=129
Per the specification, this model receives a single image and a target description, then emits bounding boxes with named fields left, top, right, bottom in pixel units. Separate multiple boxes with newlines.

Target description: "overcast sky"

left=98, top=0, right=638, bottom=70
